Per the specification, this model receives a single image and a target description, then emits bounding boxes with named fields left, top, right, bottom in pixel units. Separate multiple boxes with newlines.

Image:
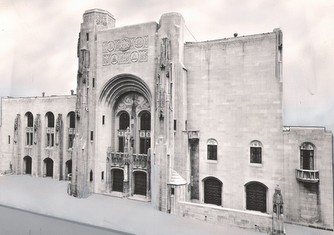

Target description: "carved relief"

left=115, top=93, right=150, bottom=115
left=102, top=36, right=149, bottom=66
left=14, top=114, right=21, bottom=143
left=34, top=114, right=41, bottom=144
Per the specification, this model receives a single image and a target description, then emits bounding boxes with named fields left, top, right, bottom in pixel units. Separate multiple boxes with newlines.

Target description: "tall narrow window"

left=140, top=112, right=151, bottom=154
left=68, top=112, right=75, bottom=149
left=25, top=112, right=34, bottom=146
left=300, top=143, right=315, bottom=170
left=90, top=170, right=93, bottom=182
left=250, top=140, right=262, bottom=164
left=102, top=115, right=105, bottom=125
left=119, top=112, right=130, bottom=130
left=207, top=139, right=218, bottom=160
left=90, top=131, right=94, bottom=141
left=46, top=112, right=55, bottom=147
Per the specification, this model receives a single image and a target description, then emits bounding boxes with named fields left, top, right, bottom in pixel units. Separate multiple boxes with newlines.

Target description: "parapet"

left=83, top=9, right=115, bottom=30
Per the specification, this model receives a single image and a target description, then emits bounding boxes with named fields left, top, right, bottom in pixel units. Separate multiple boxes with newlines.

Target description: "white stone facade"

left=0, top=9, right=332, bottom=233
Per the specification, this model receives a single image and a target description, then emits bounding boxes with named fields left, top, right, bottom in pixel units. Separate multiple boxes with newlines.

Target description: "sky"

left=0, top=0, right=334, bottom=131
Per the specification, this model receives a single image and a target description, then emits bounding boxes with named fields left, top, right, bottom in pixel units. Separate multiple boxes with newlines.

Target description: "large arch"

left=99, top=74, right=152, bottom=106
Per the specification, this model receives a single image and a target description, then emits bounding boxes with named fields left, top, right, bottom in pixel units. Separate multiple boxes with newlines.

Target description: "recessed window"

left=246, top=181, right=267, bottom=213
left=119, top=112, right=130, bottom=130
left=250, top=140, right=262, bottom=164
left=203, top=177, right=222, bottom=206
left=101, top=171, right=104, bottom=180
left=90, top=170, right=93, bottom=182
left=102, top=115, right=105, bottom=125
left=300, top=142, right=315, bottom=170
left=207, top=139, right=218, bottom=160
left=8, top=135, right=10, bottom=144
left=90, top=131, right=94, bottom=141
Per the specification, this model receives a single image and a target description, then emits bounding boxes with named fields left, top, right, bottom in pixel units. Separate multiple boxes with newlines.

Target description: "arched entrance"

left=44, top=158, right=54, bottom=177
left=203, top=177, right=222, bottom=206
left=65, top=160, right=72, bottom=180
left=23, top=156, right=32, bottom=174
left=134, top=171, right=147, bottom=196
left=111, top=169, right=124, bottom=192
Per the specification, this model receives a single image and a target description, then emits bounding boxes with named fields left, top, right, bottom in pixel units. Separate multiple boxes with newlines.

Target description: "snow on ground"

left=0, top=175, right=332, bottom=235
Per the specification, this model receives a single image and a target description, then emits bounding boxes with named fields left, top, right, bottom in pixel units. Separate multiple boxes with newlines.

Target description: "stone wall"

left=176, top=201, right=272, bottom=233
left=283, top=126, right=333, bottom=230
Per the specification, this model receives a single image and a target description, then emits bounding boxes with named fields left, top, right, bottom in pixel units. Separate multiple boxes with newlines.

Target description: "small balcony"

left=107, top=148, right=150, bottom=170
left=295, top=168, right=319, bottom=183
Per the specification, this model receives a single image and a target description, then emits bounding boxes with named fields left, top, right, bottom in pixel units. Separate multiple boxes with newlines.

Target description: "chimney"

left=71, top=90, right=74, bottom=95
left=234, top=33, right=238, bottom=37
left=42, top=92, right=45, bottom=97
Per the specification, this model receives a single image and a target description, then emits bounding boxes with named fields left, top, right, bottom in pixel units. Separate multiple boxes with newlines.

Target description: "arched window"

left=119, top=112, right=130, bottom=130
left=69, top=112, right=75, bottom=128
left=207, top=139, right=218, bottom=160
left=26, top=112, right=33, bottom=127
left=25, top=112, right=34, bottom=146
left=139, top=112, right=151, bottom=154
left=140, top=112, right=151, bottom=130
left=245, top=181, right=267, bottom=213
left=45, top=112, right=55, bottom=147
left=250, top=140, right=262, bottom=164
left=203, top=177, right=222, bottom=206
left=46, top=112, right=55, bottom=127
left=300, top=143, right=315, bottom=170
left=67, top=112, right=76, bottom=149
left=44, top=158, right=54, bottom=177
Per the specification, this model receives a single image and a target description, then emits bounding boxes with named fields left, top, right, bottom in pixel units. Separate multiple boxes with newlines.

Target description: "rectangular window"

left=174, top=120, right=177, bottom=131
left=119, top=137, right=124, bottom=152
left=90, top=131, right=93, bottom=141
left=102, top=115, right=105, bottom=125
left=8, top=135, right=10, bottom=144
left=101, top=171, right=104, bottom=180
left=140, top=138, right=151, bottom=154
left=46, top=133, right=54, bottom=147
left=92, top=78, right=95, bottom=88
left=250, top=147, right=262, bottom=163
left=68, top=134, right=75, bottom=149
left=86, top=33, right=89, bottom=41
left=207, top=145, right=217, bottom=160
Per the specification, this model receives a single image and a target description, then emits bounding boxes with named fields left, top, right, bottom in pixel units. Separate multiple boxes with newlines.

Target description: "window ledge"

left=249, top=163, right=263, bottom=168
left=206, top=159, right=218, bottom=164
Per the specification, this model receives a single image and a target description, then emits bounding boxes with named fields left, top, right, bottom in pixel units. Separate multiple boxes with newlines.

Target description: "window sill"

left=249, top=163, right=263, bottom=168
left=206, top=159, right=218, bottom=164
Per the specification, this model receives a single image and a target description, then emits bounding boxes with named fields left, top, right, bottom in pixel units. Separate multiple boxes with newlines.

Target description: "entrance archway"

left=23, top=156, right=32, bottom=174
left=65, top=160, right=72, bottom=180
left=44, top=158, right=54, bottom=177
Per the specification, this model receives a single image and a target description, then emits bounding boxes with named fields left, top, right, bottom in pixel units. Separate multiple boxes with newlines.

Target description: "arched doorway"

left=134, top=171, right=147, bottom=196
left=65, top=160, right=72, bottom=180
left=111, top=169, right=124, bottom=192
left=203, top=177, right=222, bottom=206
left=23, top=156, right=32, bottom=174
left=44, top=158, right=54, bottom=177
left=245, top=181, right=267, bottom=213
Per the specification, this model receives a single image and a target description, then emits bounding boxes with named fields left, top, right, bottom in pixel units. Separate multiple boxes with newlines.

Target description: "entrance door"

left=112, top=169, right=124, bottom=192
left=44, top=158, right=53, bottom=177
left=24, top=156, right=32, bottom=174
left=134, top=171, right=147, bottom=195
left=65, top=160, right=72, bottom=180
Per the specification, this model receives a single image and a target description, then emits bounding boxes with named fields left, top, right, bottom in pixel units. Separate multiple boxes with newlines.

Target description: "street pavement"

left=0, top=175, right=332, bottom=235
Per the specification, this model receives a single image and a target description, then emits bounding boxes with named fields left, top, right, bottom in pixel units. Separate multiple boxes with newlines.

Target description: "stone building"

left=0, top=9, right=333, bottom=233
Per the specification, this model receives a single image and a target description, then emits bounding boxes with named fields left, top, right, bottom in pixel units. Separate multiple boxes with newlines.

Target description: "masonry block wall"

left=184, top=32, right=284, bottom=211
left=0, top=95, right=76, bottom=179
left=283, top=127, right=333, bottom=229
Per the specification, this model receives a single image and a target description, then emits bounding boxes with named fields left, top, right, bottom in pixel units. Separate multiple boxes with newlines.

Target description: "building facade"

left=0, top=9, right=333, bottom=233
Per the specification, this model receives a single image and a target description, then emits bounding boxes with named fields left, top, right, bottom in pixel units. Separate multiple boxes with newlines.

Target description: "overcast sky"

left=0, top=0, right=333, bottom=131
